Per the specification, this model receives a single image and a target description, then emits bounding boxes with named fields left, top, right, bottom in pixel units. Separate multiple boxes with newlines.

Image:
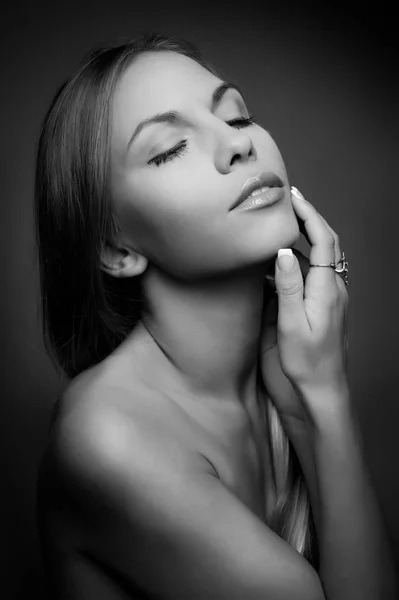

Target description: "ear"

left=100, top=243, right=148, bottom=278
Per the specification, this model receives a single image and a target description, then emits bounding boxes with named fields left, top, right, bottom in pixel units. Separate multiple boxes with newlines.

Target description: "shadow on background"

left=14, top=570, right=48, bottom=600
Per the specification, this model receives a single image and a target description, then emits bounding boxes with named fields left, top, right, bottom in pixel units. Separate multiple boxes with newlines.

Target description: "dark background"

left=1, top=0, right=398, bottom=597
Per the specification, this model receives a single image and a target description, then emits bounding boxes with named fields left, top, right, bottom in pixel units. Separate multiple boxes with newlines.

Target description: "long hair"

left=34, top=32, right=318, bottom=569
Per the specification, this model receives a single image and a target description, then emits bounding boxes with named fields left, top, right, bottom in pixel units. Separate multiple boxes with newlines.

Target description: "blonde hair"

left=266, top=399, right=318, bottom=568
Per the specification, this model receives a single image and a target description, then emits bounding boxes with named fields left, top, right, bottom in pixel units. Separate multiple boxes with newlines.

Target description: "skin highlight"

left=101, top=50, right=301, bottom=419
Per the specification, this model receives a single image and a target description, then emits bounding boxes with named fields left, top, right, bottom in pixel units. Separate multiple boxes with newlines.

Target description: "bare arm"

left=262, top=189, right=399, bottom=598
left=283, top=384, right=399, bottom=600
left=56, top=396, right=326, bottom=600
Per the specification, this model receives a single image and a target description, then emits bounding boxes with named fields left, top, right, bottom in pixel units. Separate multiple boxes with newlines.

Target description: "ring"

left=309, top=252, right=349, bottom=286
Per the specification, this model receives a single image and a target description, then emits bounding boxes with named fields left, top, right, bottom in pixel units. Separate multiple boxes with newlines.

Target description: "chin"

left=290, top=222, right=301, bottom=245
left=275, top=211, right=301, bottom=249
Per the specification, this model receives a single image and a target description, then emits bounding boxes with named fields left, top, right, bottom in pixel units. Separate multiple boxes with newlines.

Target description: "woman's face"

left=108, top=50, right=300, bottom=280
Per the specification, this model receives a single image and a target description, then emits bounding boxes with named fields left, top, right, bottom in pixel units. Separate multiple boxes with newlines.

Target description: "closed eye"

left=148, top=115, right=258, bottom=167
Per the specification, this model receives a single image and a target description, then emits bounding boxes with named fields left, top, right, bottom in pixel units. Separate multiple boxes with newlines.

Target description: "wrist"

left=295, top=381, right=354, bottom=432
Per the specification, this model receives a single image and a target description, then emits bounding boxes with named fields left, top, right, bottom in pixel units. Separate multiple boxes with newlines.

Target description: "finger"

left=266, top=249, right=310, bottom=284
left=265, top=248, right=309, bottom=293
left=296, top=214, right=311, bottom=246
left=292, top=248, right=310, bottom=282
left=293, top=193, right=347, bottom=295
left=274, top=249, right=309, bottom=334
left=317, top=214, right=348, bottom=295
left=290, top=187, right=339, bottom=302
left=296, top=203, right=341, bottom=268
left=317, top=214, right=341, bottom=268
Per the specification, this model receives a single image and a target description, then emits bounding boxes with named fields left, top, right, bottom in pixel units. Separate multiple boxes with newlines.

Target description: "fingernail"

left=291, top=186, right=305, bottom=201
left=277, top=248, right=295, bottom=272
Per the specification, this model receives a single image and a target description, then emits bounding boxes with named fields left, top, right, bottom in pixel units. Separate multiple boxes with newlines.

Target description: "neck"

left=132, top=262, right=274, bottom=412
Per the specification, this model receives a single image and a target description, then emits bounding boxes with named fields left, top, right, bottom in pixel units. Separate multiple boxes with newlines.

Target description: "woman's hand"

left=260, top=249, right=312, bottom=428
left=260, top=186, right=350, bottom=427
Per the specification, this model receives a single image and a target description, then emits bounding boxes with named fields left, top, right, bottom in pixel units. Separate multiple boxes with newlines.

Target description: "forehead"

left=114, top=51, right=220, bottom=112
left=110, top=52, right=222, bottom=151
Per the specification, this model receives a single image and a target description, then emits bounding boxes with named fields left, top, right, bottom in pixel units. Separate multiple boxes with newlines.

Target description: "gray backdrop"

left=1, top=0, right=398, bottom=597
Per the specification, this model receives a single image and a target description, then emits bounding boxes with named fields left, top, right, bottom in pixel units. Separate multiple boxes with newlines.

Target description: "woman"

left=35, top=33, right=398, bottom=599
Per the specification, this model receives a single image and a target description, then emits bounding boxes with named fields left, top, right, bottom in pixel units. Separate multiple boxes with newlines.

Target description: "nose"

left=215, top=126, right=257, bottom=173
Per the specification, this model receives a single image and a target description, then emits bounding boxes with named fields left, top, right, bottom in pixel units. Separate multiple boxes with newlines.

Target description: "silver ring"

left=309, top=252, right=349, bottom=286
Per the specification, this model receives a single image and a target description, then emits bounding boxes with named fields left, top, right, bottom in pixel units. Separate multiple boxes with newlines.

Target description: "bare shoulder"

left=50, top=376, right=325, bottom=600
left=52, top=372, right=216, bottom=506
left=54, top=371, right=182, bottom=452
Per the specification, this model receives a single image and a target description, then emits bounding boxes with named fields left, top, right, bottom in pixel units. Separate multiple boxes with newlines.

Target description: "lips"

left=230, top=171, right=284, bottom=211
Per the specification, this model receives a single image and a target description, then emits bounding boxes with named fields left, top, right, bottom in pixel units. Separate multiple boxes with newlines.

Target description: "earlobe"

left=126, top=254, right=148, bottom=277
left=100, top=246, right=148, bottom=278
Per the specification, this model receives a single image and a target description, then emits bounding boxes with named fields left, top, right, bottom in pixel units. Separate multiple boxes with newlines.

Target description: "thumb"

left=274, top=248, right=306, bottom=330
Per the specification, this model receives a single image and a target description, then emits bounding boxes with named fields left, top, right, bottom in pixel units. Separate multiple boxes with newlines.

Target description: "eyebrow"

left=126, top=81, right=245, bottom=151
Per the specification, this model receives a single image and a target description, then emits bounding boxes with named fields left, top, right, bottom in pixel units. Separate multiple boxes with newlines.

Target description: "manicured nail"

left=277, top=248, right=295, bottom=272
left=291, top=186, right=305, bottom=201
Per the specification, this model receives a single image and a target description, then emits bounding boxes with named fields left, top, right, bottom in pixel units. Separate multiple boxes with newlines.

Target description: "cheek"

left=118, top=186, right=216, bottom=265
left=137, top=174, right=222, bottom=243
left=136, top=200, right=232, bottom=278
left=254, top=128, right=286, bottom=166
left=263, top=135, right=285, bottom=165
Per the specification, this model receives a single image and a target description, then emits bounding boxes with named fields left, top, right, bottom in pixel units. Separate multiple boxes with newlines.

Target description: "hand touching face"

left=105, top=51, right=300, bottom=281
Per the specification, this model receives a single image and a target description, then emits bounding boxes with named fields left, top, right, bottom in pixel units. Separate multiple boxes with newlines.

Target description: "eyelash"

left=148, top=115, right=258, bottom=167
